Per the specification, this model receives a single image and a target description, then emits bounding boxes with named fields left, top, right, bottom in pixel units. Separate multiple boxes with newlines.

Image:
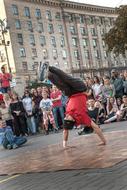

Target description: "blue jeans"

left=52, top=106, right=64, bottom=129
left=26, top=116, right=36, bottom=134
left=2, top=128, right=27, bottom=149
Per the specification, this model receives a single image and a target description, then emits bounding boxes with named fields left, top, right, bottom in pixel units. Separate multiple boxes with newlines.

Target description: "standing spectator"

left=110, top=69, right=124, bottom=99
left=10, top=93, right=28, bottom=136
left=123, top=71, right=127, bottom=95
left=40, top=91, right=58, bottom=135
left=22, top=91, right=36, bottom=135
left=0, top=66, right=12, bottom=93
left=101, top=76, right=115, bottom=109
left=92, top=76, right=102, bottom=101
left=0, top=101, right=13, bottom=129
left=37, top=87, right=42, bottom=97
left=50, top=85, right=64, bottom=129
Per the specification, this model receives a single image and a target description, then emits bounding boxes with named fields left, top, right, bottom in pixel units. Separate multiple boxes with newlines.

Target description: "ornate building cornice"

left=16, top=0, right=116, bottom=14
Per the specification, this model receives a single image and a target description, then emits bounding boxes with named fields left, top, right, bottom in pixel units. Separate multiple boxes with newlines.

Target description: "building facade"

left=0, top=0, right=127, bottom=93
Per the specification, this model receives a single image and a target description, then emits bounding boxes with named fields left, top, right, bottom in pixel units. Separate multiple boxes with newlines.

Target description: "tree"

left=104, top=5, right=127, bottom=56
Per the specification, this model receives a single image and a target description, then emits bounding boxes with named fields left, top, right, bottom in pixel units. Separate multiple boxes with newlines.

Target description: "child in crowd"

left=39, top=91, right=58, bottom=135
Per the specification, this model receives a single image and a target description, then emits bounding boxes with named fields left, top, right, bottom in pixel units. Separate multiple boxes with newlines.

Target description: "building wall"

left=1, top=0, right=127, bottom=93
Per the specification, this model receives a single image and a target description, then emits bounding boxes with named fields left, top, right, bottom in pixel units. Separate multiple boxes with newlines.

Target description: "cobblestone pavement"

left=0, top=121, right=127, bottom=190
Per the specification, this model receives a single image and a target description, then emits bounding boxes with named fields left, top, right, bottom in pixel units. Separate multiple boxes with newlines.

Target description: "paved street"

left=0, top=121, right=127, bottom=190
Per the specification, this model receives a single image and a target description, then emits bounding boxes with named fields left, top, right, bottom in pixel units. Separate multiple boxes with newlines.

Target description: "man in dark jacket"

left=110, top=69, right=124, bottom=98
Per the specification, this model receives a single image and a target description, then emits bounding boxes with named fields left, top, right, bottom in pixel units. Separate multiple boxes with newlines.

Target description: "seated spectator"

left=0, top=119, right=27, bottom=149
left=116, top=98, right=122, bottom=110
left=104, top=97, right=120, bottom=123
left=40, top=91, right=58, bottom=135
left=78, top=98, right=99, bottom=135
left=119, top=95, right=127, bottom=121
left=95, top=101, right=105, bottom=124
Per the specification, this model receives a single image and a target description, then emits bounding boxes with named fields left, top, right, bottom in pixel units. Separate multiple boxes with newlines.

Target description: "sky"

left=69, top=0, right=127, bottom=8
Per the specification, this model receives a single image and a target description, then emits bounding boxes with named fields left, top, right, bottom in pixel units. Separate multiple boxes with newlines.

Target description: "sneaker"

left=54, top=128, right=58, bottom=133
left=7, top=144, right=12, bottom=150
left=12, top=144, right=18, bottom=149
left=45, top=130, right=49, bottom=135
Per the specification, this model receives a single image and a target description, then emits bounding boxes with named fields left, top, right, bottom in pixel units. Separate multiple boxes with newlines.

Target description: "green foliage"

left=104, top=5, right=127, bottom=56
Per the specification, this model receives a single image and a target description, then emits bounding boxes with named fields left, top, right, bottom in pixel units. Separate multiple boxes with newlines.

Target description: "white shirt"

left=39, top=98, right=53, bottom=111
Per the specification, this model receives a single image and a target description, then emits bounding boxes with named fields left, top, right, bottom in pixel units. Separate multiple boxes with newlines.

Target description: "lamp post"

left=0, top=19, right=11, bottom=73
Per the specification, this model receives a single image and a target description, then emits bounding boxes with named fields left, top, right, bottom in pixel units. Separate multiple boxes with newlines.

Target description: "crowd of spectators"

left=0, top=68, right=127, bottom=149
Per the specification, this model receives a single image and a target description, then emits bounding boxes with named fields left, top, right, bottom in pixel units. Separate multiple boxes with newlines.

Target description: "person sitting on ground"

left=0, top=119, right=27, bottom=149
left=95, top=101, right=105, bottom=124
left=78, top=98, right=99, bottom=135
left=104, top=97, right=120, bottom=123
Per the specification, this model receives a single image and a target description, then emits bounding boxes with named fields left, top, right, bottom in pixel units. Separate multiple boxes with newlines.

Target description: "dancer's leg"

left=48, top=71, right=72, bottom=96
left=90, top=121, right=106, bottom=145
left=48, top=66, right=87, bottom=95
left=63, top=129, right=69, bottom=148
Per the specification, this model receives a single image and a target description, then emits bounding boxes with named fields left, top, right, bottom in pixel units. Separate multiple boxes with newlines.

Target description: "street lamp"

left=0, top=19, right=11, bottom=73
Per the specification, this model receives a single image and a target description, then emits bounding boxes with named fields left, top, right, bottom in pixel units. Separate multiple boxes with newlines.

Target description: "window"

left=32, top=48, right=37, bottom=57
left=15, top=20, right=21, bottom=29
left=46, top=10, right=52, bottom=20
left=94, top=50, right=100, bottom=58
left=17, top=33, right=23, bottom=44
left=100, top=28, right=105, bottom=35
left=79, top=15, right=84, bottom=24
left=62, top=50, right=67, bottom=59
left=55, top=12, right=61, bottom=20
left=68, top=14, right=74, bottom=22
left=72, top=37, right=78, bottom=46
left=52, top=49, right=58, bottom=59
left=27, top=21, right=33, bottom=31
left=12, top=4, right=18, bottom=15
left=80, top=27, right=87, bottom=35
left=22, top=62, right=28, bottom=71
left=58, top=25, right=63, bottom=34
left=74, top=50, right=80, bottom=60
left=35, top=9, right=41, bottom=19
left=33, top=62, right=38, bottom=70
left=48, top=24, right=54, bottom=33
left=91, top=28, right=96, bottom=36
left=82, top=38, right=88, bottom=47
left=102, top=40, right=105, bottom=47
left=84, top=50, right=89, bottom=59
left=60, top=36, right=65, bottom=47
left=38, top=23, right=43, bottom=33
left=104, top=50, right=107, bottom=58
left=90, top=16, right=95, bottom=24
left=54, top=62, right=59, bottom=67
left=24, top=7, right=30, bottom=17
left=43, top=49, right=48, bottom=59
left=20, top=48, right=26, bottom=57
left=92, top=39, right=97, bottom=47
left=70, top=26, right=76, bottom=34
left=51, top=36, right=56, bottom=47
left=40, top=35, right=46, bottom=46
left=29, top=34, right=35, bottom=45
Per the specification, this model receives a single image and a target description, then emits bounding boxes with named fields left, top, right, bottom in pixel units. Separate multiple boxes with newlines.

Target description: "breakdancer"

left=47, top=66, right=106, bottom=148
